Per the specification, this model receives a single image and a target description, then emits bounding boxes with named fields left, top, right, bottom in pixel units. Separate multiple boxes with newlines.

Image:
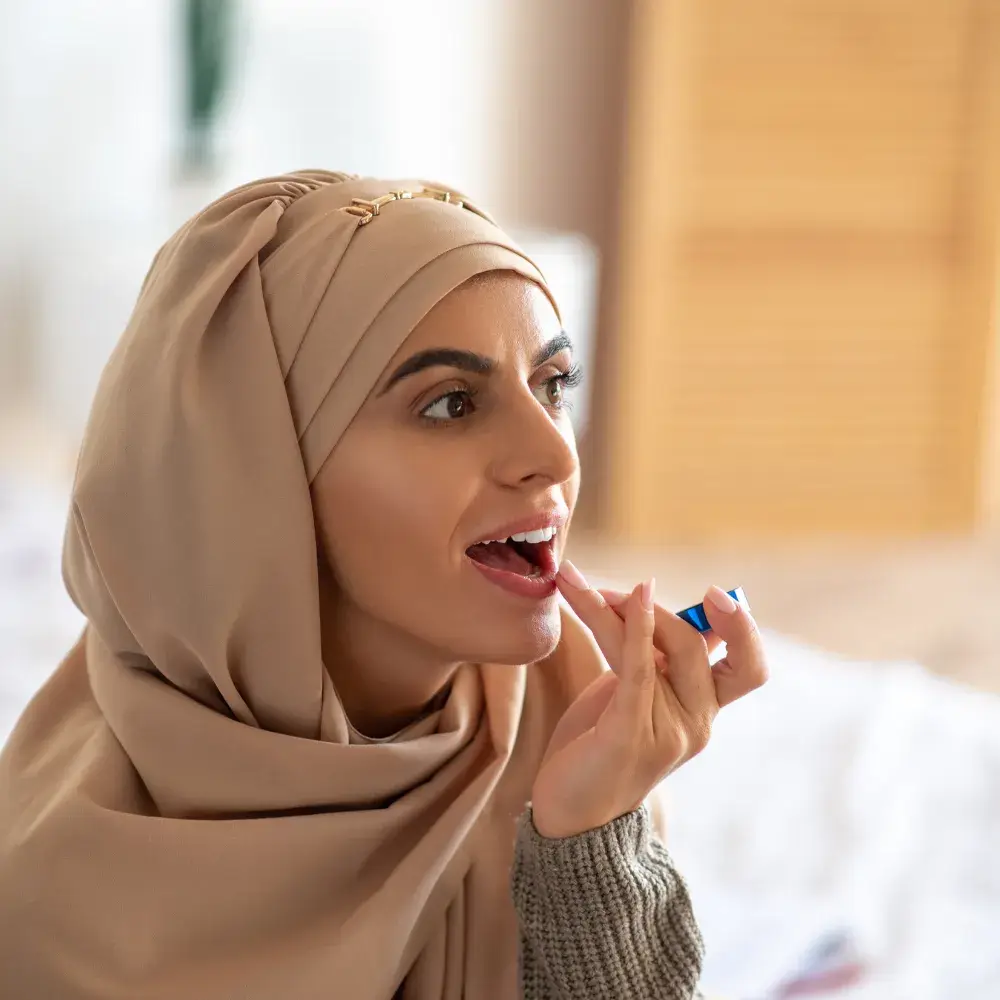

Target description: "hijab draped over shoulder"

left=0, top=171, right=605, bottom=999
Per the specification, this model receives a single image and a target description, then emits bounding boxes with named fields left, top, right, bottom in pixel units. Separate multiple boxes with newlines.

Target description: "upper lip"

left=468, top=508, right=569, bottom=547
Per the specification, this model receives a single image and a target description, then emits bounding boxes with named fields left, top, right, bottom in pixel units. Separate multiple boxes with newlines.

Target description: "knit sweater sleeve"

left=510, top=804, right=705, bottom=1000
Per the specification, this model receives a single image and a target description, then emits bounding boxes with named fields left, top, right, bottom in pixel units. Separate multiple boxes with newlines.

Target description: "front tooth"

left=505, top=527, right=557, bottom=544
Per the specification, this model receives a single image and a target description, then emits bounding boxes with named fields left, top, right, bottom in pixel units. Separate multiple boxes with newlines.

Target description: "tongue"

left=467, top=541, right=536, bottom=576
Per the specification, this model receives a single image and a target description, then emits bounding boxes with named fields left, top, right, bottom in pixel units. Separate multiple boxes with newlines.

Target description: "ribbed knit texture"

left=511, top=805, right=705, bottom=999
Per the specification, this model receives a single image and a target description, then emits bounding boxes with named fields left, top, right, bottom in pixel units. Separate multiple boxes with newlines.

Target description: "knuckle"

left=737, top=617, right=769, bottom=689
left=662, top=718, right=689, bottom=761
left=688, top=717, right=713, bottom=756
left=628, top=664, right=657, bottom=692
left=748, top=659, right=770, bottom=689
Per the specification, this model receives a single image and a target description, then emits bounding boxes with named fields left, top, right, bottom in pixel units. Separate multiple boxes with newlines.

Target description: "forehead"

left=398, top=272, right=562, bottom=357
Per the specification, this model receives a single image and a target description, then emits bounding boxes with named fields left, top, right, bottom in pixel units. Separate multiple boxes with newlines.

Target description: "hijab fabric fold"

left=0, top=171, right=605, bottom=999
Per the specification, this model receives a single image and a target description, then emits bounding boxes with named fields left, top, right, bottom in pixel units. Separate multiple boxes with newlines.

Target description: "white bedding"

left=2, top=472, right=998, bottom=998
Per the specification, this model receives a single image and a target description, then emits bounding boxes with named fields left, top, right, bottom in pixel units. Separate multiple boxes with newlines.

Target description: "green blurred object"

left=183, top=0, right=232, bottom=173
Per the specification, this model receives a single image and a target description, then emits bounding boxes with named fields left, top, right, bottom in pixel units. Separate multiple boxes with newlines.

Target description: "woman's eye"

left=536, top=378, right=564, bottom=407
left=534, top=367, right=583, bottom=410
left=420, top=390, right=476, bottom=422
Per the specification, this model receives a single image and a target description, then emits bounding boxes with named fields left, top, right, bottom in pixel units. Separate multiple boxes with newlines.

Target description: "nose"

left=487, top=388, right=579, bottom=490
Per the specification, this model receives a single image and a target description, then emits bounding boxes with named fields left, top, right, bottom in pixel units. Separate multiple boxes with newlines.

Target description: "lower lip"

left=466, top=557, right=559, bottom=601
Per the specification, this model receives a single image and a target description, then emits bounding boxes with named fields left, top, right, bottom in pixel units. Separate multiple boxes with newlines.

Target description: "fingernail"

left=557, top=559, right=590, bottom=590
left=706, top=584, right=738, bottom=614
left=641, top=577, right=655, bottom=611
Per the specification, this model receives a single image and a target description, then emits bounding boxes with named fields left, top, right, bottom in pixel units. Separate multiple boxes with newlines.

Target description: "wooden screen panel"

left=605, top=0, right=1000, bottom=544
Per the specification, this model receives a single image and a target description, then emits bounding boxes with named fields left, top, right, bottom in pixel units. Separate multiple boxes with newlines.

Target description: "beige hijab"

left=0, top=171, right=604, bottom=999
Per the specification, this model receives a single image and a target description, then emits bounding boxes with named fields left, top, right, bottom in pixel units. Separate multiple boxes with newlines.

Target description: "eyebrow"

left=379, top=332, right=574, bottom=394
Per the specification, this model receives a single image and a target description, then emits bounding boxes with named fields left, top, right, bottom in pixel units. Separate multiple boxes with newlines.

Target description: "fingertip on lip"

left=555, top=559, right=589, bottom=591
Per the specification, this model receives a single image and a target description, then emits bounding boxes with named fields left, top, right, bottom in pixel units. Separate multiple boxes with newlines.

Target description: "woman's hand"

left=530, top=561, right=769, bottom=839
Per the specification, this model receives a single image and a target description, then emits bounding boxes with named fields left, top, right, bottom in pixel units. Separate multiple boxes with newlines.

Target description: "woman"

left=0, top=171, right=768, bottom=998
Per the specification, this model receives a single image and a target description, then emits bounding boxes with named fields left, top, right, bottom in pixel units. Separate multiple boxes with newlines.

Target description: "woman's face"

left=312, top=272, right=581, bottom=667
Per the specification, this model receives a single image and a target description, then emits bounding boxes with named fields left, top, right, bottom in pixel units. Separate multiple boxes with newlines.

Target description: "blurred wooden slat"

left=604, top=0, right=1000, bottom=543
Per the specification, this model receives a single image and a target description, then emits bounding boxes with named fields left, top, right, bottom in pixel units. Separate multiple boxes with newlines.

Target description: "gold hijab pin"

left=343, top=186, right=491, bottom=227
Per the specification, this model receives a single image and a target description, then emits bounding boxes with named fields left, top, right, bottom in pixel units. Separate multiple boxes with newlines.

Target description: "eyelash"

left=419, top=364, right=584, bottom=425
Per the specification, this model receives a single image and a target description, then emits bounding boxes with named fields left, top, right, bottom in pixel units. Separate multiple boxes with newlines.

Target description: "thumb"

left=701, top=585, right=769, bottom=707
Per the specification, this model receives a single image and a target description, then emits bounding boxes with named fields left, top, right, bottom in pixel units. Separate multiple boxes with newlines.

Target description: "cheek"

left=318, top=434, right=470, bottom=601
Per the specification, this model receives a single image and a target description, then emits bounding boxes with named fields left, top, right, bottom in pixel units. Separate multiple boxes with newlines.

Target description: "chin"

left=463, top=600, right=563, bottom=666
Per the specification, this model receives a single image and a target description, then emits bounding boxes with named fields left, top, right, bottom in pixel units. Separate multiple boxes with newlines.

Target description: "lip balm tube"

left=675, top=587, right=749, bottom=632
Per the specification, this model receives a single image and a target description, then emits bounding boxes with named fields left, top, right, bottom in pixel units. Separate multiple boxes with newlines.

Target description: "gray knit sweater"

left=511, top=805, right=705, bottom=999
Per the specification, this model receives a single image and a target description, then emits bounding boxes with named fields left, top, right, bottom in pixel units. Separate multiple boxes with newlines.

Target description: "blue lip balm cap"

left=675, top=587, right=749, bottom=632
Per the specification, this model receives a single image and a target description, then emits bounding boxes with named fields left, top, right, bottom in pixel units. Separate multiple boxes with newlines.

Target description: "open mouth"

left=465, top=532, right=558, bottom=579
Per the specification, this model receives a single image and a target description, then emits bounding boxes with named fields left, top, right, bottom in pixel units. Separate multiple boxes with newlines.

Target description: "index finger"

left=555, top=560, right=628, bottom=672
